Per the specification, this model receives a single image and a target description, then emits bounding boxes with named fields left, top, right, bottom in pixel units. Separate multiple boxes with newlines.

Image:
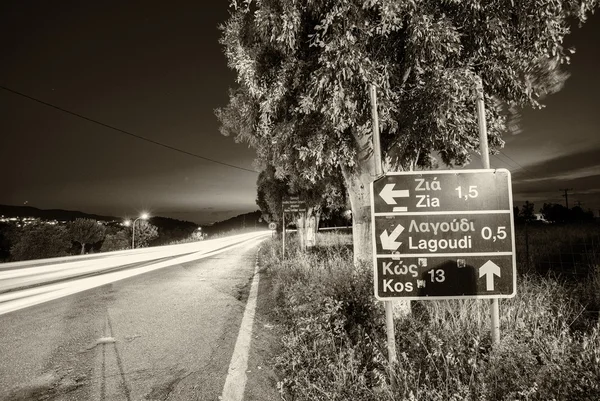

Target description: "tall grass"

left=514, top=222, right=600, bottom=276
left=262, top=230, right=600, bottom=401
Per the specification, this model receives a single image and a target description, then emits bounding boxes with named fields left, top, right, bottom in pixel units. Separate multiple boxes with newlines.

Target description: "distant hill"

left=0, top=204, right=202, bottom=246
left=148, top=216, right=199, bottom=245
left=203, top=211, right=268, bottom=235
left=0, top=204, right=118, bottom=222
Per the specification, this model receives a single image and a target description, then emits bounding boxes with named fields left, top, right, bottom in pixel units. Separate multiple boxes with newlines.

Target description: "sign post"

left=268, top=222, right=277, bottom=238
left=370, top=170, right=517, bottom=305
left=476, top=76, right=501, bottom=344
left=369, top=84, right=398, bottom=389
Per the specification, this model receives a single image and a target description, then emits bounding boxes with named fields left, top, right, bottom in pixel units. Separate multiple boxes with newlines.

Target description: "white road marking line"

left=0, top=237, right=268, bottom=316
left=221, top=250, right=261, bottom=401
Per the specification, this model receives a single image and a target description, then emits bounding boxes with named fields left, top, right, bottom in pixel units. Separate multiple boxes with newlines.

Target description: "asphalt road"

left=0, top=237, right=279, bottom=401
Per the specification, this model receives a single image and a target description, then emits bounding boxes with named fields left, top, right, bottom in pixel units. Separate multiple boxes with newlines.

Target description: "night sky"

left=1, top=2, right=599, bottom=224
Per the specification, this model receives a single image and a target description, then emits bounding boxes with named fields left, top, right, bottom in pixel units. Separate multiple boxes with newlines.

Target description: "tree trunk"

left=306, top=208, right=317, bottom=249
left=340, top=130, right=377, bottom=265
left=313, top=209, right=321, bottom=247
left=80, top=242, right=86, bottom=255
left=296, top=213, right=306, bottom=252
left=341, top=128, right=411, bottom=316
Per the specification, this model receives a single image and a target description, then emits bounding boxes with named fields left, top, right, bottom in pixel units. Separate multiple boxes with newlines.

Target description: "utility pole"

left=559, top=188, right=573, bottom=209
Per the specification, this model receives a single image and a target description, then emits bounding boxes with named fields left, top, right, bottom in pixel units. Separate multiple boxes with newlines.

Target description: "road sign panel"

left=374, top=213, right=513, bottom=255
left=268, top=222, right=277, bottom=230
left=374, top=255, right=514, bottom=299
left=282, top=196, right=301, bottom=204
left=371, top=169, right=516, bottom=301
left=372, top=169, right=511, bottom=214
left=283, top=202, right=307, bottom=212
left=282, top=196, right=307, bottom=212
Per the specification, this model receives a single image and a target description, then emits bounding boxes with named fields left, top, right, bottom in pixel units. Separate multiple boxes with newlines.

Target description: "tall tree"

left=68, top=218, right=106, bottom=254
left=129, top=220, right=159, bottom=248
left=218, top=0, right=597, bottom=262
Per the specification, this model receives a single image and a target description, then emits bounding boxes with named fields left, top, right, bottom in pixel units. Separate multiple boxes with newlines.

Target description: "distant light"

left=124, top=220, right=132, bottom=227
left=140, top=213, right=149, bottom=220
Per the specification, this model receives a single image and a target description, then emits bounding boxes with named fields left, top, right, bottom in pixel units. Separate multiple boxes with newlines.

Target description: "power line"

left=0, top=85, right=258, bottom=174
left=493, top=153, right=520, bottom=171
left=497, top=150, right=531, bottom=174
left=490, top=153, right=520, bottom=171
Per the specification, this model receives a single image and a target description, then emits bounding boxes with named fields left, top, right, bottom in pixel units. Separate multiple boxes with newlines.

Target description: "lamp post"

left=130, top=213, right=149, bottom=249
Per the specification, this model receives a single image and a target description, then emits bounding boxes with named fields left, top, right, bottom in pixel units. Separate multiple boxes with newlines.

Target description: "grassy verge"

left=260, top=231, right=600, bottom=401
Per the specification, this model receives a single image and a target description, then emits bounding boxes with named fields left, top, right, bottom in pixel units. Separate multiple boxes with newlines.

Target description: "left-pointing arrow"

left=479, top=260, right=501, bottom=291
left=380, top=224, right=404, bottom=251
left=379, top=184, right=410, bottom=205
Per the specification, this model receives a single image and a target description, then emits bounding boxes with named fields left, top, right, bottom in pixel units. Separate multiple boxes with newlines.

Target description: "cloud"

left=517, top=165, right=600, bottom=184
left=510, top=147, right=600, bottom=210
left=512, top=146, right=600, bottom=184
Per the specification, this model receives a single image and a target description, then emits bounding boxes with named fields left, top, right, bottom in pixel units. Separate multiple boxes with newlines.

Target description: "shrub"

left=263, top=232, right=600, bottom=401
left=10, top=224, right=71, bottom=261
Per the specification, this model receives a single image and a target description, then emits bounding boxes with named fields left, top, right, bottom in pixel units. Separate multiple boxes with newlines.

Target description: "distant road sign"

left=371, top=169, right=516, bottom=301
left=282, top=196, right=301, bottom=203
left=268, top=222, right=277, bottom=230
left=282, top=196, right=307, bottom=212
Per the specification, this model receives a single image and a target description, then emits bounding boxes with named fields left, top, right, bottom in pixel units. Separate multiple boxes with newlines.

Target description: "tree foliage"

left=520, top=201, right=536, bottom=222
left=256, top=164, right=347, bottom=224
left=218, top=0, right=597, bottom=260
left=256, top=165, right=289, bottom=223
left=0, top=223, right=16, bottom=262
left=101, top=230, right=130, bottom=252
left=147, top=217, right=199, bottom=246
left=68, top=218, right=106, bottom=254
left=130, top=220, right=158, bottom=249
left=10, top=224, right=71, bottom=261
left=219, top=0, right=595, bottom=171
left=541, top=202, right=594, bottom=223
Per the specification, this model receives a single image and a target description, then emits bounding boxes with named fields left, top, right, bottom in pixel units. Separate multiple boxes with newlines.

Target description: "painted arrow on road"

left=479, top=260, right=501, bottom=291
left=380, top=224, right=405, bottom=251
left=379, top=184, right=410, bottom=205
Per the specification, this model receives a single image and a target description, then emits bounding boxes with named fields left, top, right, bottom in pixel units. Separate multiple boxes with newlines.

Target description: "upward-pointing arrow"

left=380, top=224, right=404, bottom=251
left=379, top=184, right=410, bottom=205
left=479, top=260, right=501, bottom=291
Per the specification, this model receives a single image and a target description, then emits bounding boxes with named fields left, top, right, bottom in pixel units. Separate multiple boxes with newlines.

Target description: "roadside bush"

left=10, top=224, right=71, bottom=261
left=264, top=235, right=389, bottom=400
left=263, top=232, right=600, bottom=401
left=100, top=230, right=130, bottom=252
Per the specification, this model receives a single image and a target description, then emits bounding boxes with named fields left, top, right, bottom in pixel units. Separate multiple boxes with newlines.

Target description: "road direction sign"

left=370, top=169, right=516, bottom=300
left=373, top=170, right=511, bottom=214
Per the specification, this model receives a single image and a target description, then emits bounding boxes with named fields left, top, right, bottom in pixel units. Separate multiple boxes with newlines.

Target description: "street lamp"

left=131, top=213, right=149, bottom=249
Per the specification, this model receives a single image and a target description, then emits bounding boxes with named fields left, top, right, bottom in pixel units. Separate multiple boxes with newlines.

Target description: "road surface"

left=0, top=236, right=279, bottom=400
